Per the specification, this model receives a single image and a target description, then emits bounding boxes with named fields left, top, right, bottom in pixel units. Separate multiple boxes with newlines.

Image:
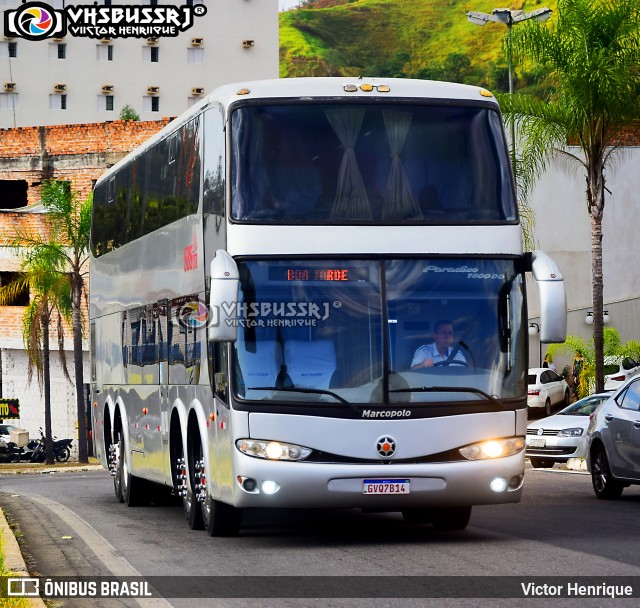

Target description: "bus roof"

left=96, top=77, right=498, bottom=188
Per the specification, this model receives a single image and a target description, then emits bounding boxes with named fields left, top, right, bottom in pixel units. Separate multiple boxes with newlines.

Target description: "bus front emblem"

left=376, top=436, right=396, bottom=458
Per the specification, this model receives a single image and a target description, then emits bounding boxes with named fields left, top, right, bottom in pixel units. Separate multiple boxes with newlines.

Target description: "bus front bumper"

left=229, top=453, right=525, bottom=509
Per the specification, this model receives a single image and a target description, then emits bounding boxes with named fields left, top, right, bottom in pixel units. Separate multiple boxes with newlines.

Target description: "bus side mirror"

left=209, top=250, right=239, bottom=342
left=531, top=250, right=567, bottom=344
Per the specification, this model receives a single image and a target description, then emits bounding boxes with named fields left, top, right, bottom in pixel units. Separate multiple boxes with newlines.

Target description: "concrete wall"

left=0, top=0, right=279, bottom=128
left=526, top=146, right=640, bottom=369
left=1, top=348, right=87, bottom=456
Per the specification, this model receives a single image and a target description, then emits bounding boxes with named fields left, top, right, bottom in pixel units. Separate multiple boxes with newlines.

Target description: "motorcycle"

left=0, top=438, right=23, bottom=463
left=22, top=429, right=73, bottom=463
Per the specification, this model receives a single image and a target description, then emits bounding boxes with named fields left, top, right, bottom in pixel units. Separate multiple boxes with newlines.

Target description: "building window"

left=152, top=96, right=159, bottom=112
left=150, top=46, right=159, bottom=62
left=8, top=42, right=17, bottom=58
left=106, top=95, right=114, bottom=111
left=187, top=48, right=204, bottom=64
left=0, top=92, right=18, bottom=110
left=96, top=44, right=114, bottom=61
left=58, top=44, right=66, bottom=59
left=0, top=272, right=30, bottom=306
left=0, top=179, right=28, bottom=209
left=50, top=93, right=67, bottom=110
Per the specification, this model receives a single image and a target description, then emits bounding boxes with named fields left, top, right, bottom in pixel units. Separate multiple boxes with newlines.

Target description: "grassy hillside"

left=280, top=0, right=558, bottom=93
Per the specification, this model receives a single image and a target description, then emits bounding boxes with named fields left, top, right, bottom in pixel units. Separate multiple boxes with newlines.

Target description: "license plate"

left=363, top=479, right=410, bottom=495
left=529, top=438, right=546, bottom=448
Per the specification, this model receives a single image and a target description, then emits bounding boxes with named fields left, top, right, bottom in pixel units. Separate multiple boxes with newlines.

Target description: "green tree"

left=119, top=104, right=140, bottom=121
left=548, top=327, right=630, bottom=398
left=2, top=181, right=93, bottom=463
left=498, top=0, right=640, bottom=392
left=0, top=248, right=72, bottom=465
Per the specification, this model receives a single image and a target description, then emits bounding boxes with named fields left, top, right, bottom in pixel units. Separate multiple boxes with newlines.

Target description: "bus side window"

left=203, top=105, right=225, bottom=216
left=211, top=342, right=229, bottom=404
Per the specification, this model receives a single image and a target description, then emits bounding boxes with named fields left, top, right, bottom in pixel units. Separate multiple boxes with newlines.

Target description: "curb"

left=1, top=507, right=47, bottom=608
left=0, top=463, right=104, bottom=476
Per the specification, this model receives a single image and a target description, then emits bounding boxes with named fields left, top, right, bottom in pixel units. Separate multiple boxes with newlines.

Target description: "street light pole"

left=467, top=7, right=552, bottom=166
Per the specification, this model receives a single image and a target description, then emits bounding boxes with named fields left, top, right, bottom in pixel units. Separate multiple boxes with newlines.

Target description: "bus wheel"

left=176, top=456, right=204, bottom=530
left=431, top=507, right=471, bottom=531
left=113, top=436, right=125, bottom=503
left=204, top=496, right=242, bottom=537
left=124, top=472, right=150, bottom=507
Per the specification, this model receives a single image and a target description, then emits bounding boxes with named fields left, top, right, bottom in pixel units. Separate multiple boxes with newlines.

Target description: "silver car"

left=587, top=376, right=640, bottom=499
left=526, top=393, right=611, bottom=468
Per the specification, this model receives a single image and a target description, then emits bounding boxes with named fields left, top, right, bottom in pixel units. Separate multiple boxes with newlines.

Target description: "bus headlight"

left=236, top=439, right=312, bottom=461
left=459, top=437, right=525, bottom=460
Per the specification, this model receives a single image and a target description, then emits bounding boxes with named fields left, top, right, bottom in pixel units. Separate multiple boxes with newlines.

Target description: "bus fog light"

left=237, top=476, right=259, bottom=493
left=243, top=478, right=257, bottom=492
left=490, top=477, right=508, bottom=493
left=261, top=480, right=280, bottom=495
left=509, top=474, right=524, bottom=490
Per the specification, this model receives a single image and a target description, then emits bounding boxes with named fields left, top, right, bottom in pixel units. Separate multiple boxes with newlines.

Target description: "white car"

left=526, top=393, right=611, bottom=468
left=527, top=368, right=570, bottom=416
left=604, top=355, right=640, bottom=392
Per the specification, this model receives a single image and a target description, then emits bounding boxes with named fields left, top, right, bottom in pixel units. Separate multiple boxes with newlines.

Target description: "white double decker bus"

left=90, top=77, right=566, bottom=536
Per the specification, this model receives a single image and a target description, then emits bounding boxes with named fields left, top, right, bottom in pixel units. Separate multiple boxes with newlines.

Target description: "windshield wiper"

left=390, top=386, right=500, bottom=405
left=247, top=386, right=352, bottom=406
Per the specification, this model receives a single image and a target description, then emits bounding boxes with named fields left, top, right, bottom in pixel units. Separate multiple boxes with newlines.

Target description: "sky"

left=279, top=0, right=302, bottom=11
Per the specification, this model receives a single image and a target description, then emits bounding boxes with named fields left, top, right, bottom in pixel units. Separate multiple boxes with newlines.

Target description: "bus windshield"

left=232, top=258, right=526, bottom=406
left=230, top=103, right=516, bottom=224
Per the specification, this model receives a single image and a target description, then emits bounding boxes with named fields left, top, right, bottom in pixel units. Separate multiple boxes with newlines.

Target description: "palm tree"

left=0, top=253, right=72, bottom=465
left=498, top=0, right=640, bottom=392
left=25, top=181, right=93, bottom=463
left=548, top=327, right=631, bottom=398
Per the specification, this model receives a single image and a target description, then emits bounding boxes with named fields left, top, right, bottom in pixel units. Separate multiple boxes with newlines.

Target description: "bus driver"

left=411, top=320, right=466, bottom=368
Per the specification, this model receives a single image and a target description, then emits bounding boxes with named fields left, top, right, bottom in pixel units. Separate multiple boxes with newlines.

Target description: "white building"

left=0, top=0, right=279, bottom=128
left=526, top=148, right=640, bottom=369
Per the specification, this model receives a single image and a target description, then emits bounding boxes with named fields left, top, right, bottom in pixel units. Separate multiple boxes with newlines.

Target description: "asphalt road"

left=1, top=466, right=640, bottom=608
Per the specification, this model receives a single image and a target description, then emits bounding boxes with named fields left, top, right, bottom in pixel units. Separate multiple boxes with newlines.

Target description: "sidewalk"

left=1, top=460, right=103, bottom=605
left=1, top=500, right=46, bottom=607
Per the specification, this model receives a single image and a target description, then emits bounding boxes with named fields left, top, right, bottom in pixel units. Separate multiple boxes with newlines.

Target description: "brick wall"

left=0, top=120, right=168, bottom=440
left=0, top=118, right=171, bottom=206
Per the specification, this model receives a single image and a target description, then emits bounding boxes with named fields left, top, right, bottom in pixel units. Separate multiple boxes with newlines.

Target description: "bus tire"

left=125, top=474, right=150, bottom=507
left=401, top=509, right=432, bottom=524
left=184, top=484, right=204, bottom=530
left=204, top=496, right=242, bottom=537
left=431, top=506, right=471, bottom=531
left=113, top=437, right=125, bottom=503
